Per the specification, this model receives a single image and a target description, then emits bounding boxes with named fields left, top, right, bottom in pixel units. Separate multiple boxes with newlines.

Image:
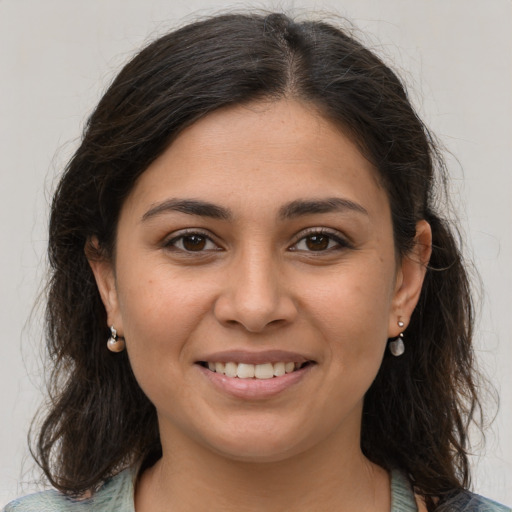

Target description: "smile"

left=199, top=361, right=311, bottom=379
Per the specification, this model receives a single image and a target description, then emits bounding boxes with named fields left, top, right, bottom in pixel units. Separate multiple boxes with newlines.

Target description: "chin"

left=198, top=421, right=318, bottom=464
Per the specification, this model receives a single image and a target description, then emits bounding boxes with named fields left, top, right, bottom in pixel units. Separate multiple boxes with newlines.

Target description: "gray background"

left=1, top=0, right=511, bottom=506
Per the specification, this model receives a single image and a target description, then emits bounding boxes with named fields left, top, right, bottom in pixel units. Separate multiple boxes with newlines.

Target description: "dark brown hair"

left=35, top=12, right=482, bottom=510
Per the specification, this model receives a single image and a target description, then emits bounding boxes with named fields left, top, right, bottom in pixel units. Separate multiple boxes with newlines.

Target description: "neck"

left=135, top=429, right=390, bottom=512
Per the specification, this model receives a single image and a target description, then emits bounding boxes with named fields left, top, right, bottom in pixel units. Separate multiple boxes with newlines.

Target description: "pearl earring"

left=107, top=325, right=125, bottom=353
left=389, top=320, right=405, bottom=356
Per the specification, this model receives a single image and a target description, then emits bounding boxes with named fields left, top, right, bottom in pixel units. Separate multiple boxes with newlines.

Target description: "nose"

left=213, top=250, right=298, bottom=333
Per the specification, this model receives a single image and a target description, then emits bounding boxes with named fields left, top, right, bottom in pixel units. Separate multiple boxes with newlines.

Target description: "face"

left=91, top=99, right=429, bottom=463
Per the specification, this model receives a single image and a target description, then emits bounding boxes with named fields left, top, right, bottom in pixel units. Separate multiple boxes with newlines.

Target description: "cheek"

left=304, top=259, right=396, bottom=325
left=116, top=277, right=211, bottom=408
left=117, top=257, right=210, bottom=326
left=297, top=258, right=396, bottom=363
left=114, top=264, right=216, bottom=371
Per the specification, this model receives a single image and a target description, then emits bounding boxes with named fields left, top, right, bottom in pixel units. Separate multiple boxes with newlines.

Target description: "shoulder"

left=391, top=470, right=510, bottom=512
left=3, top=489, right=84, bottom=512
left=438, top=491, right=511, bottom=512
left=2, top=468, right=136, bottom=512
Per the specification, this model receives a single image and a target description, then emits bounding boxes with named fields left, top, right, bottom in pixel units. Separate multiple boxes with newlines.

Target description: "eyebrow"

left=278, top=197, right=368, bottom=219
left=142, top=199, right=232, bottom=221
left=141, top=196, right=368, bottom=222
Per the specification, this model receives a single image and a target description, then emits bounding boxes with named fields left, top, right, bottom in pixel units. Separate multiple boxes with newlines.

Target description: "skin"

left=90, top=99, right=431, bottom=512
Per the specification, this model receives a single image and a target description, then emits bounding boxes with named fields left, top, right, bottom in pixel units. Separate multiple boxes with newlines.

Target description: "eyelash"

left=163, top=228, right=352, bottom=254
left=163, top=229, right=221, bottom=253
left=289, top=228, right=352, bottom=253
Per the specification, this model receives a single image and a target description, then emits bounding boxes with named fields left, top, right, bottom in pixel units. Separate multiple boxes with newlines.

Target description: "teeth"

left=237, top=363, right=255, bottom=379
left=273, top=362, right=285, bottom=377
left=206, top=361, right=305, bottom=379
left=254, top=363, right=274, bottom=379
left=224, top=361, right=238, bottom=378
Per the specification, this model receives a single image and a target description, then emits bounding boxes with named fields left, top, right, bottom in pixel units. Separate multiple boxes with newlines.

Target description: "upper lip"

left=195, top=349, right=314, bottom=365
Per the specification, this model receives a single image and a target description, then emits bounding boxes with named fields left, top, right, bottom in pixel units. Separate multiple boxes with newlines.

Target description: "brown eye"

left=182, top=235, right=207, bottom=251
left=166, top=233, right=219, bottom=252
left=305, top=234, right=330, bottom=251
left=290, top=230, right=349, bottom=253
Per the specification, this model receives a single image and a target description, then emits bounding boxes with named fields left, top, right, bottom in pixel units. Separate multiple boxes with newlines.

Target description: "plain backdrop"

left=1, top=0, right=511, bottom=507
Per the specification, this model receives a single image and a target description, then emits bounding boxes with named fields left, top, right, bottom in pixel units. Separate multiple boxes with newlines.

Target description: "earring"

left=107, top=325, right=125, bottom=353
left=389, top=320, right=405, bottom=356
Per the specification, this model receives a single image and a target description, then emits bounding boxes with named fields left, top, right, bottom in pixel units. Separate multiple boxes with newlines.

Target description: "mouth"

left=197, top=360, right=315, bottom=379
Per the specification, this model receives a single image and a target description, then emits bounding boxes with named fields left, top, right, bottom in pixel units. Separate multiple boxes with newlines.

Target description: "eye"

left=290, top=230, right=350, bottom=252
left=165, top=232, right=220, bottom=252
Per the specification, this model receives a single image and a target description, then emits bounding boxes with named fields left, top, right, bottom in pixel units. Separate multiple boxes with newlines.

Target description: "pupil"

left=183, top=235, right=206, bottom=251
left=306, top=235, right=329, bottom=251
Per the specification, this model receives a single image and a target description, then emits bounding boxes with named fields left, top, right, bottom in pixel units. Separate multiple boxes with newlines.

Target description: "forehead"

left=122, top=99, right=389, bottom=220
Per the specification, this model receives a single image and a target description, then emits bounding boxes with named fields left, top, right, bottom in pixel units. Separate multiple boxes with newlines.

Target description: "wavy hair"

left=34, top=12, right=482, bottom=511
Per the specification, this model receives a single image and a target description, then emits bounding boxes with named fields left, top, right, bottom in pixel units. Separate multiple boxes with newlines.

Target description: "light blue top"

left=3, top=467, right=510, bottom=511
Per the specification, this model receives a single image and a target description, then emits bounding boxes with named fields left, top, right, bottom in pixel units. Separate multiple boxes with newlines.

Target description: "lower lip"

left=196, top=364, right=313, bottom=400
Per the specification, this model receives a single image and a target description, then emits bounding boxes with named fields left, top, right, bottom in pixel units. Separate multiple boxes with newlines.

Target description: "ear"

left=85, top=237, right=123, bottom=334
left=388, top=220, right=432, bottom=337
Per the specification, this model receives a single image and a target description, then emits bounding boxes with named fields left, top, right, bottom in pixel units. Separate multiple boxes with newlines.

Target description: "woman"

left=4, top=12, right=509, bottom=512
